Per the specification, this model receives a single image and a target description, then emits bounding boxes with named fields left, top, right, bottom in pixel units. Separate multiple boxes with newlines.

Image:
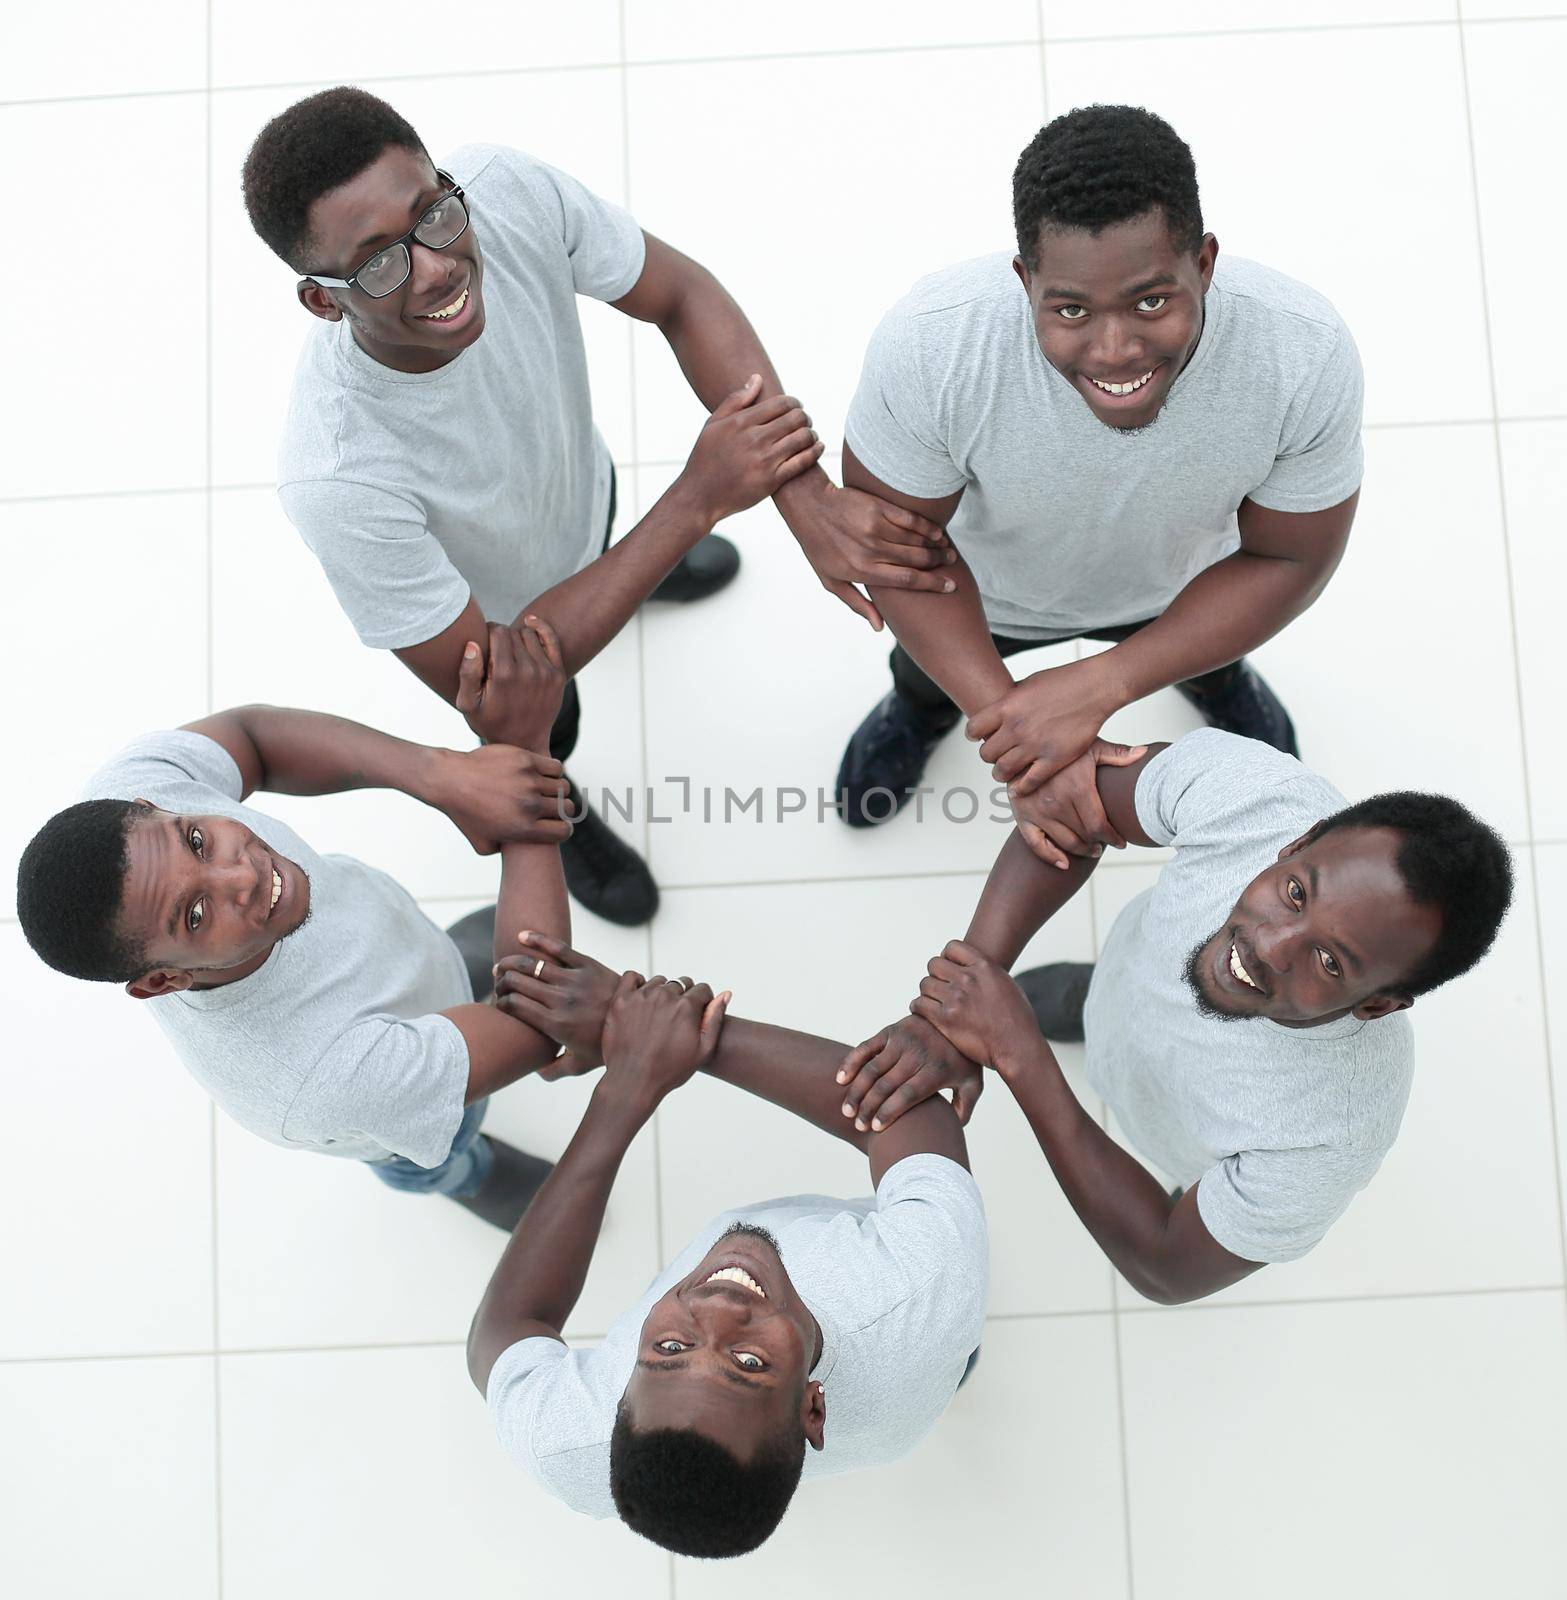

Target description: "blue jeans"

left=368, top=1096, right=494, bottom=1198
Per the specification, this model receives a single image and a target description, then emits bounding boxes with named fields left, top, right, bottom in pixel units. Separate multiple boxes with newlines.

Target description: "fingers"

left=774, top=437, right=826, bottom=485
left=826, top=579, right=884, bottom=631
left=486, top=620, right=517, bottom=677
left=878, top=503, right=948, bottom=544
left=965, top=703, right=1002, bottom=743
left=951, top=1070, right=985, bottom=1125
left=866, top=536, right=950, bottom=568
left=455, top=638, right=484, bottom=715
left=839, top=1042, right=900, bottom=1118
left=768, top=421, right=817, bottom=460
left=868, top=563, right=956, bottom=594
left=982, top=739, right=1029, bottom=780
left=836, top=1030, right=888, bottom=1085
left=519, top=613, right=564, bottom=672
left=757, top=403, right=812, bottom=445
left=712, top=372, right=763, bottom=417
left=1072, top=777, right=1124, bottom=852
left=1005, top=757, right=1053, bottom=797
left=1094, top=739, right=1149, bottom=768
left=698, top=988, right=731, bottom=1055
left=862, top=1064, right=941, bottom=1131
left=942, top=939, right=980, bottom=966
left=518, top=930, right=578, bottom=964
left=535, top=1052, right=580, bottom=1082
left=1018, top=820, right=1079, bottom=869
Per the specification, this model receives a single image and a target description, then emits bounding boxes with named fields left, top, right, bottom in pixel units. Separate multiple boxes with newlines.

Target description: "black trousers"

left=544, top=466, right=617, bottom=766
left=888, top=615, right=1241, bottom=721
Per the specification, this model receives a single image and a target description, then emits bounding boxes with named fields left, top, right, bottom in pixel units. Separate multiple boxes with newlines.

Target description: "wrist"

left=413, top=744, right=459, bottom=811
left=589, top=1074, right=659, bottom=1131
left=1082, top=641, right=1138, bottom=718
left=992, top=1035, right=1050, bottom=1088
left=663, top=471, right=723, bottom=538
left=772, top=462, right=829, bottom=519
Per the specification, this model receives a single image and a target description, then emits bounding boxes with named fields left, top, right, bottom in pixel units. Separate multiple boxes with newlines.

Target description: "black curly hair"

left=1313, top=792, right=1513, bottom=997
left=242, top=86, right=428, bottom=271
left=610, top=1404, right=805, bottom=1559
left=1013, top=104, right=1203, bottom=269
left=17, top=799, right=151, bottom=982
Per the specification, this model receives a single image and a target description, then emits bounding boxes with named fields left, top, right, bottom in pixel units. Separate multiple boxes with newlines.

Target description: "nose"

left=211, top=855, right=263, bottom=908
left=1251, top=918, right=1302, bottom=973
left=408, top=239, right=455, bottom=295
left=690, top=1291, right=757, bottom=1331
left=1088, top=315, right=1145, bottom=373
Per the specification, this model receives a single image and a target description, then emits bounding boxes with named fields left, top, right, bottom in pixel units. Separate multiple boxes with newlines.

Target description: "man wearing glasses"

left=244, top=87, right=953, bottom=927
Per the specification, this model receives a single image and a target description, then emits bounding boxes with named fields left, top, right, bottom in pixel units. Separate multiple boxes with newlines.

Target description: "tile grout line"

left=1454, top=6, right=1567, bottom=1320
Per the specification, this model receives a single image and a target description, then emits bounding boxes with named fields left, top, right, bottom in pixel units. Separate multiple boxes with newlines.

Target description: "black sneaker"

left=1175, top=660, right=1299, bottom=758
left=450, top=1136, right=553, bottom=1232
left=650, top=533, right=741, bottom=603
left=835, top=691, right=961, bottom=828
left=1015, top=961, right=1095, bottom=1043
left=561, top=781, right=659, bottom=926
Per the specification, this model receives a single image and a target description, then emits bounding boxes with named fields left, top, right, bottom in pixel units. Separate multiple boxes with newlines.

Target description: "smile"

left=417, top=285, right=468, bottom=321
left=1088, top=368, right=1156, bottom=397
left=703, top=1266, right=766, bottom=1298
left=269, top=867, right=282, bottom=915
left=1229, top=941, right=1261, bottom=991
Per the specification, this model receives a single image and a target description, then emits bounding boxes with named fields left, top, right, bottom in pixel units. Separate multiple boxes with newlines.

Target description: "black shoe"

left=835, top=691, right=961, bottom=828
left=444, top=905, right=498, bottom=1001
left=1175, top=660, right=1298, bottom=758
left=450, top=1136, right=553, bottom=1232
left=561, top=782, right=659, bottom=926
left=1015, top=962, right=1095, bottom=1043
left=650, top=533, right=740, bottom=603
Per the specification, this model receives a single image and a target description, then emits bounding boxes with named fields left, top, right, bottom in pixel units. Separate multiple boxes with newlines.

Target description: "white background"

left=3, top=2, right=1566, bottom=1596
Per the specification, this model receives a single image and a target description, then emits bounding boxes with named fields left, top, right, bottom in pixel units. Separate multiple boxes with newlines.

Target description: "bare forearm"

left=468, top=1086, right=645, bottom=1357
left=868, top=557, right=1014, bottom=715
left=223, top=705, right=446, bottom=804
left=966, top=829, right=1098, bottom=968
left=1096, top=549, right=1333, bottom=710
left=516, top=477, right=714, bottom=677
left=997, top=1041, right=1180, bottom=1301
left=493, top=842, right=569, bottom=969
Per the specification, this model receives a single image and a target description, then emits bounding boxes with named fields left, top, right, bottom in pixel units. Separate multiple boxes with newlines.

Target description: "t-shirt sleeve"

left=843, top=308, right=967, bottom=499
left=1247, top=319, right=1364, bottom=514
left=284, top=1011, right=469, bottom=1166
left=509, top=151, right=645, bottom=303
left=486, top=1334, right=572, bottom=1481
left=1134, top=728, right=1325, bottom=849
left=871, top=1153, right=989, bottom=1344
left=1196, top=1143, right=1376, bottom=1263
left=81, top=729, right=245, bottom=807
left=278, top=477, right=472, bottom=651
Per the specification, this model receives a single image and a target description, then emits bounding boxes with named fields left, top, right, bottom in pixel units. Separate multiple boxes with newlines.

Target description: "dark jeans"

left=545, top=465, right=618, bottom=766
left=889, top=617, right=1241, bottom=722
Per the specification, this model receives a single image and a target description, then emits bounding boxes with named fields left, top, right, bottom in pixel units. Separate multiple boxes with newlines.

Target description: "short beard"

left=1182, top=934, right=1245, bottom=1022
left=719, top=1222, right=782, bottom=1254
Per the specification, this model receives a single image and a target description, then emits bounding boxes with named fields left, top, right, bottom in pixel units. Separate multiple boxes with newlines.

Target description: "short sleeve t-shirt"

left=486, top=1155, right=988, bottom=1517
left=1083, top=731, right=1414, bottom=1264
left=82, top=730, right=473, bottom=1166
left=277, top=144, right=647, bottom=650
left=844, top=253, right=1363, bottom=641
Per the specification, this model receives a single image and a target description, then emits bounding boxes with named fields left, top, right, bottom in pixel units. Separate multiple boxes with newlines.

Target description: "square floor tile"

left=209, top=69, right=632, bottom=489
left=0, top=927, right=214, bottom=1359
left=212, top=0, right=618, bottom=87
left=626, top=46, right=1047, bottom=464
left=1466, top=19, right=1567, bottom=417
left=672, top=1315, right=1128, bottom=1598
left=0, top=98, right=206, bottom=497
left=1119, top=1291, right=1567, bottom=1598
left=0, top=1355, right=217, bottom=1599
left=1252, top=424, right=1528, bottom=842
left=219, top=1344, right=668, bottom=1600
left=0, top=493, right=208, bottom=920
left=4, top=1, right=204, bottom=99
left=1041, top=1, right=1453, bottom=36
left=650, top=874, right=1115, bottom=1316
left=625, top=0, right=1038, bottom=60
left=1499, top=420, right=1567, bottom=838
left=1047, top=26, right=1491, bottom=425
left=214, top=905, right=652, bottom=1350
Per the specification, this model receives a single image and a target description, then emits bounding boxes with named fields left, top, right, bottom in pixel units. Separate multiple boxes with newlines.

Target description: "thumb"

left=455, top=639, right=484, bottom=714
left=828, top=579, right=884, bottom=631
left=699, top=990, right=731, bottom=1056
left=1094, top=739, right=1149, bottom=767
left=537, top=1052, right=578, bottom=1082
left=953, top=1073, right=984, bottom=1125
left=712, top=372, right=763, bottom=418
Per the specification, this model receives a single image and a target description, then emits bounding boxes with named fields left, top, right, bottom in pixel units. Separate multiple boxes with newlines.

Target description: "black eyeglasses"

left=306, top=170, right=470, bottom=299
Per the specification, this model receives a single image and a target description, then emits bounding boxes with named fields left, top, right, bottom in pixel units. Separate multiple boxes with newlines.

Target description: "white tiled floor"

left=2, top=6, right=1565, bottom=1598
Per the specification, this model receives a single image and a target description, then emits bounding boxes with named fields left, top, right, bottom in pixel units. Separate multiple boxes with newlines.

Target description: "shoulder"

left=869, top=1155, right=989, bottom=1288
left=80, top=728, right=246, bottom=808
left=879, top=253, right=1025, bottom=340
left=444, top=142, right=522, bottom=192
left=1212, top=255, right=1354, bottom=359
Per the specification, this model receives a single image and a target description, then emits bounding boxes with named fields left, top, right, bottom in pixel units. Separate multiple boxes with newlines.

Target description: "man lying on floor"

left=467, top=952, right=987, bottom=1559
left=836, top=729, right=1513, bottom=1304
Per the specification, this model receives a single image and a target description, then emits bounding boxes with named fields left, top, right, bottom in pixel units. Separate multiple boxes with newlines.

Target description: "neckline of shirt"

left=334, top=316, right=475, bottom=386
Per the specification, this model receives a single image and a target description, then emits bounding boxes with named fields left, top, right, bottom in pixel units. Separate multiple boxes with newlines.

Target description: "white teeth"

left=270, top=869, right=281, bottom=911
left=419, top=285, right=468, bottom=321
left=1229, top=943, right=1259, bottom=990
left=703, top=1266, right=766, bottom=1297
left=1090, top=369, right=1155, bottom=396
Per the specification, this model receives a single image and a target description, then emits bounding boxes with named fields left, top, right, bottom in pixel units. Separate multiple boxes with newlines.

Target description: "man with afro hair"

left=244, top=86, right=954, bottom=929
left=835, top=104, right=1365, bottom=848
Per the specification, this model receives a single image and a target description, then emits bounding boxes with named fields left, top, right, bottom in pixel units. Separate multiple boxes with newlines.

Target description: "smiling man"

left=468, top=962, right=985, bottom=1558
left=15, top=625, right=579, bottom=1228
left=836, top=730, right=1512, bottom=1302
left=835, top=104, right=1363, bottom=835
left=243, top=87, right=954, bottom=923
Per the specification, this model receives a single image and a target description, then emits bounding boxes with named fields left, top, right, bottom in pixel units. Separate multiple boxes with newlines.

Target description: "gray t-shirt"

left=844, top=253, right=1363, bottom=641
left=82, top=730, right=472, bottom=1166
left=1085, top=730, right=1414, bottom=1263
left=486, top=1154, right=988, bottom=1518
left=277, top=144, right=647, bottom=650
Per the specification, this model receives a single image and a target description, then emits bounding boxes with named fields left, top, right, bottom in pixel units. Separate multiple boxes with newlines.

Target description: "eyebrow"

left=1307, top=862, right=1363, bottom=976
left=634, top=1355, right=765, bottom=1391
left=164, top=816, right=184, bottom=941
left=1039, top=276, right=1178, bottom=302
left=351, top=186, right=442, bottom=257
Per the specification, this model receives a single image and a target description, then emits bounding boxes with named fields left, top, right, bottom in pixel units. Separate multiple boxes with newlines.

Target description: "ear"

left=126, top=967, right=195, bottom=1001
left=801, top=1380, right=826, bottom=1452
left=1011, top=254, right=1031, bottom=295
left=1353, top=991, right=1413, bottom=1021
left=1197, top=231, right=1219, bottom=290
left=1277, top=820, right=1326, bottom=862
left=296, top=280, right=344, bottom=323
